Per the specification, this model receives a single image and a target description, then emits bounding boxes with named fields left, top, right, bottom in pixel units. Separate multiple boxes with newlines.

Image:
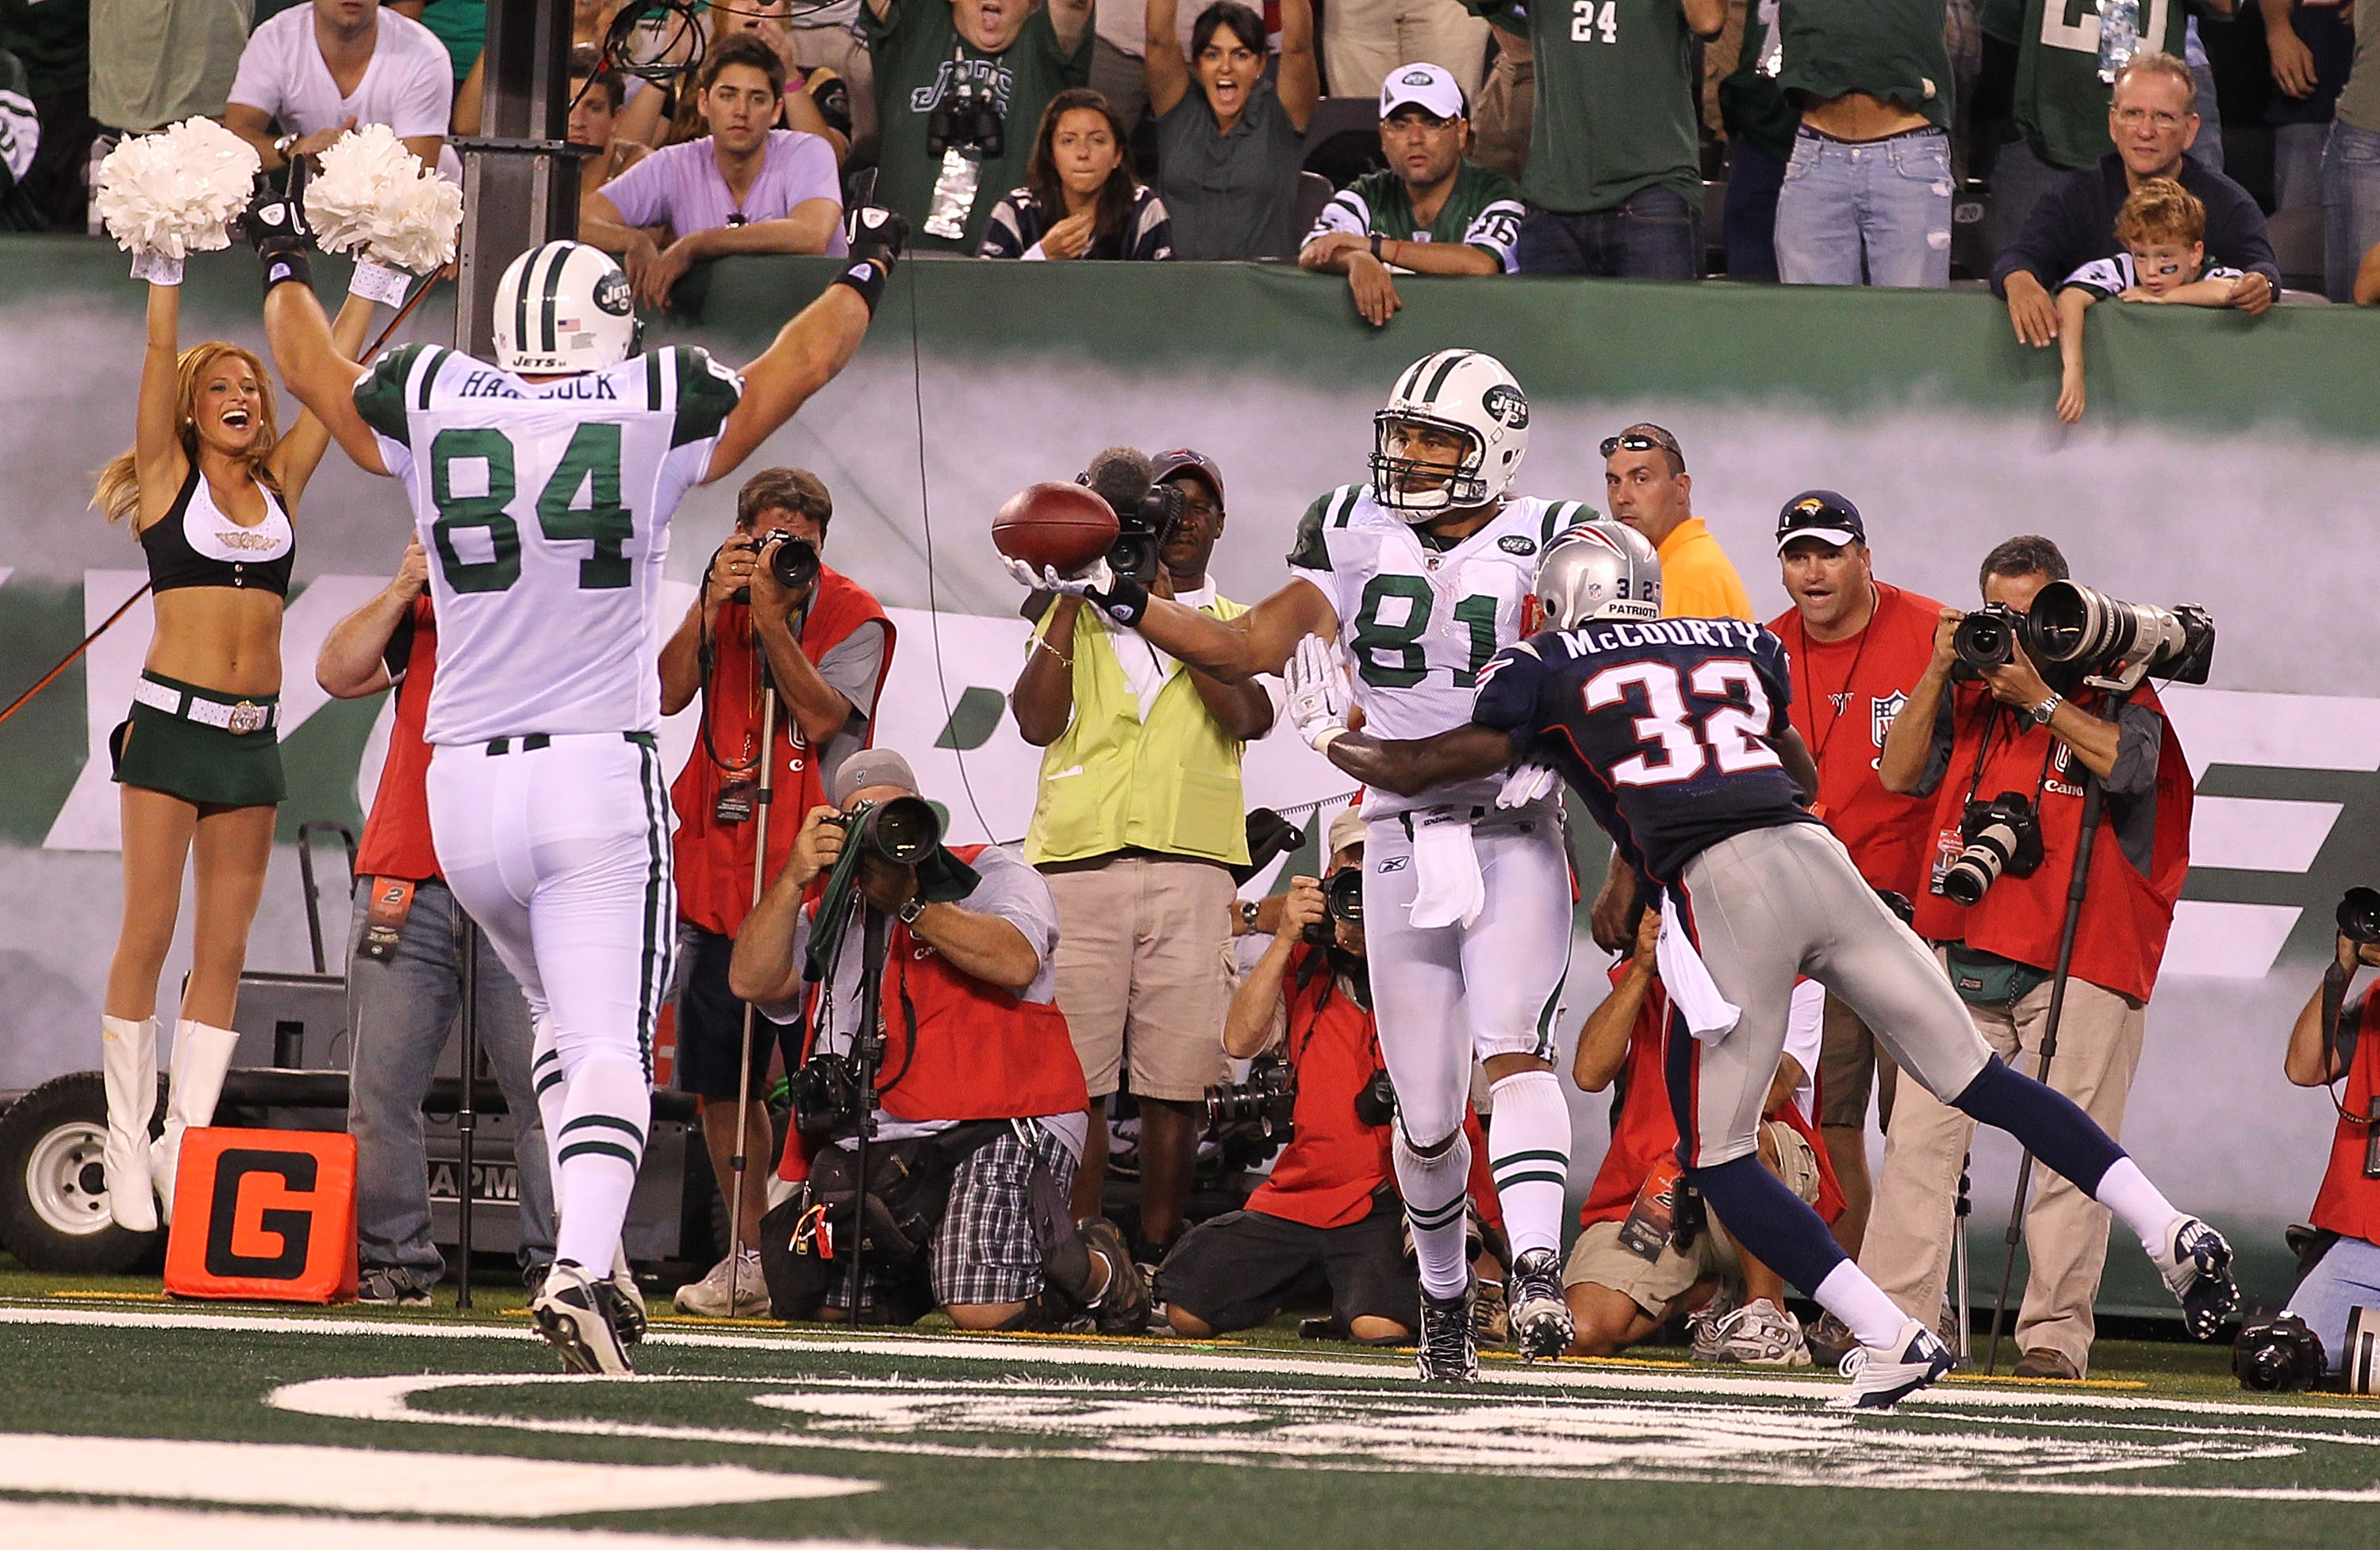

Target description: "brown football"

left=992, top=481, right=1119, bottom=577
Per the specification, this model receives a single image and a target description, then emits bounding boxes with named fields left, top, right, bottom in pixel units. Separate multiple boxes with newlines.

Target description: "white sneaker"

left=1829, top=1318, right=1955, bottom=1411
left=1694, top=1298, right=1811, bottom=1367
left=532, top=1261, right=635, bottom=1375
left=673, top=1249, right=768, bottom=1318
left=2155, top=1216, right=2240, bottom=1341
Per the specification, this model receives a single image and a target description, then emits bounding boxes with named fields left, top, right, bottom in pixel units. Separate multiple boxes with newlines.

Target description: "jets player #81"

left=253, top=181, right=912, bottom=1375
left=1012, top=350, right=1598, bottom=1383
left=1293, top=519, right=2240, bottom=1410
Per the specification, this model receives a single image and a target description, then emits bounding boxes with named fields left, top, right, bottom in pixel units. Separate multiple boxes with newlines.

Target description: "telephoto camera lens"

left=2233, top=1313, right=2327, bottom=1392
left=860, top=795, right=941, bottom=865
left=1940, top=793, right=2041, bottom=907
left=2340, top=888, right=2380, bottom=945
left=2029, top=581, right=2216, bottom=689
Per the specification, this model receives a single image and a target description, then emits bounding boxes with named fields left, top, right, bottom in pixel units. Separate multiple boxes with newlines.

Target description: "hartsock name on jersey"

left=1552, top=617, right=1766, bottom=658
left=454, top=370, right=624, bottom=402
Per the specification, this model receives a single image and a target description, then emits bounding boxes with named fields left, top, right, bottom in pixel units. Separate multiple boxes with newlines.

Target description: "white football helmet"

left=1369, top=349, right=1530, bottom=519
left=491, top=240, right=639, bottom=374
left=1534, top=520, right=1661, bottom=628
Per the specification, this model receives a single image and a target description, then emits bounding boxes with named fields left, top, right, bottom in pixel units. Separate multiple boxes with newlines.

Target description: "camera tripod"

left=723, top=681, right=781, bottom=1299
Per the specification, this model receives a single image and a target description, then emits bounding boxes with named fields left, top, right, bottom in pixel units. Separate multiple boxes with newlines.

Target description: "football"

left=992, top=481, right=1119, bottom=577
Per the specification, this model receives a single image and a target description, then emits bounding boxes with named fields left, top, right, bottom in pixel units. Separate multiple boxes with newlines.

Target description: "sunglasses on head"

left=1601, top=431, right=1684, bottom=468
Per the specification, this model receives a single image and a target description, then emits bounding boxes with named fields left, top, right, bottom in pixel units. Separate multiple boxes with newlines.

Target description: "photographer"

left=728, top=750, right=1148, bottom=1332
left=1010, top=447, right=1274, bottom=1264
left=1564, top=911, right=1841, bottom=1364
left=1866, top=534, right=2194, bottom=1380
left=1158, top=812, right=1423, bottom=1343
left=2268, top=915, right=2380, bottom=1382
left=658, top=468, right=892, bottom=1318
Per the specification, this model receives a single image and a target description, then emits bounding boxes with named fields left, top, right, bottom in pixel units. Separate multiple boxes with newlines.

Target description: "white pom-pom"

left=305, top=122, right=463, bottom=274
left=94, top=117, right=261, bottom=262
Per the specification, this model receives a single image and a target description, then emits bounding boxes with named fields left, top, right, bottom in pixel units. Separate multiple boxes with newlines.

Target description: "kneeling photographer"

left=1158, top=813, right=1425, bottom=1344
left=2236, top=895, right=2380, bottom=1391
left=1867, top=535, right=2200, bottom=1380
left=728, top=749, right=1150, bottom=1333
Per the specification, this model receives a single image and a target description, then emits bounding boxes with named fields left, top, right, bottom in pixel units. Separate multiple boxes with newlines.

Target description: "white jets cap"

left=1379, top=63, right=1466, bottom=121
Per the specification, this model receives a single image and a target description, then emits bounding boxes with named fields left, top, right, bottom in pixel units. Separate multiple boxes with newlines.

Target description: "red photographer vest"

left=2312, top=992, right=2380, bottom=1244
left=871, top=846, right=1091, bottom=1124
left=1246, top=943, right=1397, bottom=1230
left=356, top=595, right=441, bottom=882
left=671, top=568, right=894, bottom=937
left=1910, top=682, right=2192, bottom=1004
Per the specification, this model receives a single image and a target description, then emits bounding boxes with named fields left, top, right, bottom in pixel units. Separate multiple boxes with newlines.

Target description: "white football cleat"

left=1829, top=1318, right=1954, bottom=1411
left=532, top=1260, right=635, bottom=1375
left=1507, top=1248, right=1574, bottom=1360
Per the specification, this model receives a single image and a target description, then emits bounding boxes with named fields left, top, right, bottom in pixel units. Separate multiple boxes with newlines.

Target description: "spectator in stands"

left=226, top=0, right=458, bottom=181
left=1009, top=447, right=1273, bottom=1264
left=1770, top=0, right=1957, bottom=288
left=1868, top=534, right=2194, bottom=1381
left=88, top=0, right=248, bottom=185
left=1158, top=814, right=1424, bottom=1343
left=658, top=469, right=892, bottom=1318
left=1088, top=0, right=1157, bottom=132
left=1296, top=63, right=1523, bottom=326
left=317, top=540, right=558, bottom=1306
left=1994, top=52, right=2277, bottom=348
left=732, top=0, right=877, bottom=154
left=1564, top=911, right=1842, bottom=1364
left=1468, top=0, right=1720, bottom=279
left=866, top=0, right=1092, bottom=252
left=661, top=0, right=850, bottom=163
left=567, top=61, right=651, bottom=202
left=730, top=749, right=1151, bottom=1333
left=1714, top=0, right=1796, bottom=280
left=980, top=87, right=1174, bottom=258
left=2275, top=916, right=2380, bottom=1382
left=582, top=33, right=845, bottom=310
left=1322, top=0, right=1490, bottom=104
left=2263, top=0, right=2355, bottom=213
left=392, top=0, right=483, bottom=86
left=0, top=0, right=92, bottom=231
left=1469, top=17, right=1530, bottom=182
left=2055, top=179, right=2251, bottom=424
left=1146, top=0, right=1319, bottom=260
left=2324, top=0, right=2380, bottom=301
left=1763, top=493, right=1942, bottom=1292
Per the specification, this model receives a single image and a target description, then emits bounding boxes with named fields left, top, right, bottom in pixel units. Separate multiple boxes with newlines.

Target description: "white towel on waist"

left=1657, top=894, right=1742, bottom=1045
left=1407, top=806, right=1485, bottom=929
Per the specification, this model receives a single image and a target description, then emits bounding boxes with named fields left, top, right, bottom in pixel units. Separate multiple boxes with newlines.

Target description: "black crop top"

left=140, top=462, right=296, bottom=597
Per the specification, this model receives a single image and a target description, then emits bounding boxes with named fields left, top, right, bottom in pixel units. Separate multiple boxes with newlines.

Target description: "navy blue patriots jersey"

left=1471, top=616, right=1818, bottom=882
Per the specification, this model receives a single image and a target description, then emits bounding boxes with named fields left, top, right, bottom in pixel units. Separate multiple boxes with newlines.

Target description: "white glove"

left=1285, top=634, right=1353, bottom=754
left=128, top=249, right=183, bottom=286
left=1001, top=554, right=1117, bottom=597
left=1496, top=761, right=1560, bottom=809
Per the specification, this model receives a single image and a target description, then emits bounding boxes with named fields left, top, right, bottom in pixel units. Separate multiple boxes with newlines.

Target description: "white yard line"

left=0, top=1501, right=964, bottom=1550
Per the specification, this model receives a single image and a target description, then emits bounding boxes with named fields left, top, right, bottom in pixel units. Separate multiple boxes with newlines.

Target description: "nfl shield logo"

left=1871, top=690, right=1906, bottom=747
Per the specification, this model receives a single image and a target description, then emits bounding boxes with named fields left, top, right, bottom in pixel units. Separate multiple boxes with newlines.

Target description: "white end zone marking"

left=0, top=1502, right=965, bottom=1550
left=0, top=1432, right=874, bottom=1517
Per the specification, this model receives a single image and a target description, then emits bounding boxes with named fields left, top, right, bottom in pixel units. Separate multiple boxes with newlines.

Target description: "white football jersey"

left=354, top=342, right=742, bottom=744
left=1289, top=482, right=1598, bottom=816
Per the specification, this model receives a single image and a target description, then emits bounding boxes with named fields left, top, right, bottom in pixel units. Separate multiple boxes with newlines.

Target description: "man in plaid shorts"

left=731, top=749, right=1150, bottom=1329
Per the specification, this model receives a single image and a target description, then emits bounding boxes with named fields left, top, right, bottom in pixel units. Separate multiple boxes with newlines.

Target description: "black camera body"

left=829, top=796, right=942, bottom=868
left=1302, top=868, right=1366, bottom=946
left=725, top=531, right=820, bottom=605
left=1952, top=586, right=2215, bottom=693
left=1204, top=1053, right=1297, bottom=1150
left=1953, top=602, right=2029, bottom=676
left=2339, top=887, right=2380, bottom=945
left=2234, top=1311, right=2327, bottom=1392
left=791, top=1050, right=865, bottom=1139
left=1353, top=1068, right=1396, bottom=1128
left=1939, top=791, right=2044, bottom=906
left=925, top=80, right=1003, bottom=159
left=1109, top=480, right=1185, bottom=586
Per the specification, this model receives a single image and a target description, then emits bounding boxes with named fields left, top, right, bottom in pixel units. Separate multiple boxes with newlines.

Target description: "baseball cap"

left=1327, top=806, right=1367, bottom=856
left=831, top=748, right=920, bottom=806
left=1775, top=489, right=1866, bottom=552
left=1152, top=447, right=1225, bottom=508
left=1379, top=63, right=1466, bottom=122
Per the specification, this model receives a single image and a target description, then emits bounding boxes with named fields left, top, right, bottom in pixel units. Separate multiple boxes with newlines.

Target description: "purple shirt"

left=601, top=129, right=846, bottom=255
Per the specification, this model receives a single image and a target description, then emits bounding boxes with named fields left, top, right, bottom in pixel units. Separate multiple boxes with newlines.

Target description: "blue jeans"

left=2286, top=1233, right=2380, bottom=1376
left=1723, top=140, right=1786, bottom=282
left=1516, top=185, right=1703, bottom=279
left=2321, top=119, right=2380, bottom=303
left=347, top=876, right=555, bottom=1282
left=1774, top=126, right=1952, bottom=287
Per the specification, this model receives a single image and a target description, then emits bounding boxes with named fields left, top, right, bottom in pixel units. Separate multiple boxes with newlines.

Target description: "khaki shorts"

left=1042, top=854, right=1233, bottom=1103
left=1562, top=1122, right=1822, bottom=1318
left=1816, top=991, right=1901, bottom=1130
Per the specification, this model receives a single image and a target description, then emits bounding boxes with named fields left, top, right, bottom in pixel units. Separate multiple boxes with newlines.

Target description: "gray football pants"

left=1672, top=823, right=1993, bottom=1168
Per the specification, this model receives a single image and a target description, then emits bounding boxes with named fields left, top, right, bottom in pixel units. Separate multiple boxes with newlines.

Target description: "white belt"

left=133, top=678, right=276, bottom=735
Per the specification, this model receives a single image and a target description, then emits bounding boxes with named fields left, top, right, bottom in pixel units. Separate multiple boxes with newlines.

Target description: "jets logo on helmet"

left=492, top=240, right=641, bottom=375
left=1370, top=350, right=1531, bottom=520
left=1534, top=520, right=1661, bottom=629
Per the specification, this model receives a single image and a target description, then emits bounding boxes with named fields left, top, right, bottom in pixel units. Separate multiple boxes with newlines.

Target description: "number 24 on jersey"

left=1571, top=0, right=1618, bottom=43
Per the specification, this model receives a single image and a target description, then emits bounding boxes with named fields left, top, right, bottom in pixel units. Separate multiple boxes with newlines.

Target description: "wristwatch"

left=272, top=133, right=298, bottom=162
left=896, top=896, right=929, bottom=927
left=1238, top=899, right=1261, bottom=934
left=2028, top=693, right=2062, bottom=727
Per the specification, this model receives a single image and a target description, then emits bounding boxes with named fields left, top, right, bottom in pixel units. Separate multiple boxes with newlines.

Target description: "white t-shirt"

left=228, top=4, right=460, bottom=182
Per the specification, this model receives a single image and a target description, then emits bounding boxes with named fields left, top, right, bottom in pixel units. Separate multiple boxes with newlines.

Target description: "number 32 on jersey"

left=1587, top=658, right=1781, bottom=787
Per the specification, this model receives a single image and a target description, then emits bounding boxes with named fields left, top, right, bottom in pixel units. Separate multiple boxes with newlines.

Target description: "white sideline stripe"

left=0, top=1433, right=873, bottom=1517
left=10, top=1303, right=2380, bottom=1424
left=0, top=1502, right=965, bottom=1550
